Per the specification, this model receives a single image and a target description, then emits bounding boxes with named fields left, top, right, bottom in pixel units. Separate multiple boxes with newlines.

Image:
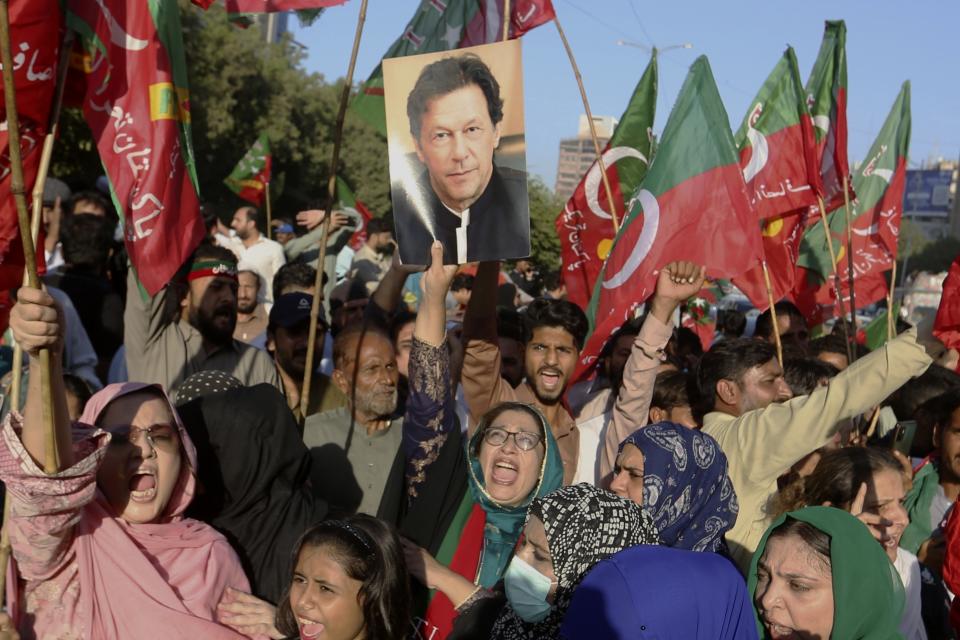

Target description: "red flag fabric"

left=0, top=0, right=62, bottom=289
left=575, top=57, right=762, bottom=378
left=223, top=0, right=347, bottom=12
left=67, top=0, right=205, bottom=295
left=461, top=0, right=555, bottom=44
left=935, top=256, right=960, bottom=363
left=733, top=209, right=809, bottom=311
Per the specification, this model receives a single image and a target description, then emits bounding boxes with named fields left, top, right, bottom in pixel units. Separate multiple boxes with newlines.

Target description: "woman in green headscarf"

left=749, top=506, right=905, bottom=640
left=377, top=242, right=563, bottom=640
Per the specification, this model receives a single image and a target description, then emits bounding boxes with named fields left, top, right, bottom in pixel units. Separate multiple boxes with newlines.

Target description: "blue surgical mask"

left=503, top=556, right=556, bottom=623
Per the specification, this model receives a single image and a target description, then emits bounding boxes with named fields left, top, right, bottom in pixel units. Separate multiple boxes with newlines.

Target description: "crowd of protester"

left=0, top=176, right=959, bottom=639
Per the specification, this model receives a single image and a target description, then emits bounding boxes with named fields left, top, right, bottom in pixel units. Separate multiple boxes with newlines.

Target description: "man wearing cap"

left=349, top=217, right=394, bottom=295
left=268, top=291, right=345, bottom=422
left=234, top=268, right=268, bottom=346
left=124, top=243, right=280, bottom=392
left=303, top=322, right=401, bottom=516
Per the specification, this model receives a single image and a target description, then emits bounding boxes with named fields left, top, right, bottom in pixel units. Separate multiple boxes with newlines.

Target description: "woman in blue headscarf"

left=560, top=544, right=758, bottom=640
left=609, top=421, right=738, bottom=552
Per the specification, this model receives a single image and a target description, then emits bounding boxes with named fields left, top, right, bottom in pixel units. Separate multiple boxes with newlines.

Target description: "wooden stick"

left=816, top=195, right=853, bottom=364
left=9, top=30, right=70, bottom=419
left=502, top=0, right=511, bottom=41
left=887, top=258, right=898, bottom=340
left=554, top=17, right=620, bottom=233
left=842, top=175, right=858, bottom=343
left=0, top=0, right=57, bottom=475
left=265, top=181, right=273, bottom=240
left=300, top=0, right=368, bottom=420
left=761, top=259, right=783, bottom=367
left=865, top=405, right=882, bottom=439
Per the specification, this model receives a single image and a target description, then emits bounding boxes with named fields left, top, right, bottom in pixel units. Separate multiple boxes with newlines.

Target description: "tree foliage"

left=51, top=1, right=391, bottom=222
left=527, top=175, right=563, bottom=271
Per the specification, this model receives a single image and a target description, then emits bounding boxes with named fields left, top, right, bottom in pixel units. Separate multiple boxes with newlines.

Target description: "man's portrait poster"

left=383, top=39, right=531, bottom=266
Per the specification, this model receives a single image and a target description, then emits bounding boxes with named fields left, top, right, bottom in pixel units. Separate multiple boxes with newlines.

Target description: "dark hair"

left=200, top=204, right=219, bottom=233
left=450, top=273, right=475, bottom=292
left=599, top=316, right=644, bottom=361
left=765, top=517, right=832, bottom=570
left=273, top=262, right=318, bottom=299
left=497, top=308, right=525, bottom=343
left=191, top=242, right=237, bottom=267
left=62, top=374, right=94, bottom=413
left=497, top=282, right=518, bottom=310
left=541, top=271, right=562, bottom=294
left=390, top=310, right=417, bottom=344
left=693, top=338, right=778, bottom=419
left=237, top=269, right=262, bottom=291
left=755, top=301, right=806, bottom=340
left=718, top=308, right=746, bottom=338
left=67, top=189, right=112, bottom=218
left=783, top=358, right=840, bottom=396
left=238, top=205, right=260, bottom=228
left=276, top=515, right=411, bottom=640
left=522, top=298, right=588, bottom=351
left=926, top=388, right=960, bottom=436
left=651, top=370, right=690, bottom=411
left=472, top=401, right=548, bottom=458
left=775, top=447, right=902, bottom=516
left=406, top=53, right=504, bottom=142
left=365, top=217, right=391, bottom=236
left=61, top=213, right=114, bottom=271
left=333, top=323, right=393, bottom=370
left=888, top=364, right=960, bottom=422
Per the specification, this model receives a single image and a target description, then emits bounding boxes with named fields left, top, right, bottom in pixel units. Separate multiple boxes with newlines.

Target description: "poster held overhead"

left=383, top=39, right=530, bottom=266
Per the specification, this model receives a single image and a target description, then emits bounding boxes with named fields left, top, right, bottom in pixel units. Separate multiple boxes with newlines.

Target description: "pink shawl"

left=70, top=383, right=249, bottom=638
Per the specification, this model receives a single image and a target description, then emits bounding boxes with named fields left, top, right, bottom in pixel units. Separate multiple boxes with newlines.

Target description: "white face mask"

left=503, top=556, right=557, bottom=622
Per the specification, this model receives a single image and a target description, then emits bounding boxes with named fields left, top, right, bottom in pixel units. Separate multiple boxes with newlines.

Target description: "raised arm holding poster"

left=383, top=39, right=530, bottom=266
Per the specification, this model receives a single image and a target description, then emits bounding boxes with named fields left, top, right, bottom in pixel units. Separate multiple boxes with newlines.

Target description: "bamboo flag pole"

left=842, top=175, right=858, bottom=341
left=553, top=17, right=620, bottom=233
left=502, top=0, right=511, bottom=41
left=0, top=0, right=57, bottom=475
left=11, top=30, right=73, bottom=413
left=816, top=195, right=853, bottom=363
left=265, top=181, right=273, bottom=240
left=301, top=0, right=368, bottom=421
left=887, top=258, right=898, bottom=340
left=761, top=259, right=784, bottom=367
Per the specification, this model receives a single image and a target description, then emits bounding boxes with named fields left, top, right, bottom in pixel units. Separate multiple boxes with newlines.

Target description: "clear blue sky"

left=292, top=0, right=959, bottom=187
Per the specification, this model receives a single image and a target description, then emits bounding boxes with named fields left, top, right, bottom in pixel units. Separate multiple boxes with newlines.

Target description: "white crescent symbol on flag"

left=585, top=146, right=648, bottom=220
left=602, top=189, right=660, bottom=289
left=742, top=124, right=769, bottom=185
left=813, top=114, right=830, bottom=135
left=852, top=223, right=880, bottom=237
left=872, top=168, right=893, bottom=184
left=95, top=0, right=149, bottom=51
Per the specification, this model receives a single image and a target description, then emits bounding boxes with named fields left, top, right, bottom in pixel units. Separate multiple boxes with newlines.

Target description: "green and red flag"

left=223, top=0, right=346, bottom=11
left=335, top=176, right=373, bottom=250
left=0, top=0, right=64, bottom=289
left=574, top=56, right=763, bottom=378
left=806, top=20, right=854, bottom=212
left=862, top=302, right=900, bottom=350
left=732, top=210, right=811, bottom=311
left=67, top=0, right=205, bottom=295
left=682, top=280, right=724, bottom=351
left=735, top=47, right=820, bottom=220
left=556, top=53, right=657, bottom=310
left=224, top=134, right=272, bottom=207
left=352, top=0, right=555, bottom=134
left=794, top=82, right=911, bottom=324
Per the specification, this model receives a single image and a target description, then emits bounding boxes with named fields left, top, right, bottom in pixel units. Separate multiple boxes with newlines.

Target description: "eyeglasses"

left=482, top=427, right=543, bottom=451
left=106, top=424, right=180, bottom=454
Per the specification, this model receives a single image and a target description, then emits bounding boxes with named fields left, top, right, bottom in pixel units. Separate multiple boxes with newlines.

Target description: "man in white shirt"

left=227, top=206, right=286, bottom=304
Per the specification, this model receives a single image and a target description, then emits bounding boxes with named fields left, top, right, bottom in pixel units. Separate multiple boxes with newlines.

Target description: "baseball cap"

left=269, top=292, right=326, bottom=329
left=42, top=178, right=71, bottom=206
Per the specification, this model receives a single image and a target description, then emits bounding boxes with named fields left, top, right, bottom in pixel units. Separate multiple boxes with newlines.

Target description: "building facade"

left=554, top=114, right=617, bottom=202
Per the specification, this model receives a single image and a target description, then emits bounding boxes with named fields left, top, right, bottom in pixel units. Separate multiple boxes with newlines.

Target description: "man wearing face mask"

left=124, top=243, right=280, bottom=393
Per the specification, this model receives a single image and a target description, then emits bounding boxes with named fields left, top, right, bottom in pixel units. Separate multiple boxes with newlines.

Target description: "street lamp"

left=616, top=40, right=693, bottom=55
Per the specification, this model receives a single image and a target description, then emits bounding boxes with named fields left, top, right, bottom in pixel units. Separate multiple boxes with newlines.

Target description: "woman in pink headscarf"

left=1, top=287, right=252, bottom=639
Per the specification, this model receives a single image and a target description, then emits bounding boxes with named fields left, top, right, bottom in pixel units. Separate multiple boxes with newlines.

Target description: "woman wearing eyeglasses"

left=378, top=242, right=563, bottom=640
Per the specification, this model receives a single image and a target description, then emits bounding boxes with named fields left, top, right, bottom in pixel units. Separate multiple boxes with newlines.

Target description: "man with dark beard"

left=267, top=291, right=345, bottom=422
left=125, top=242, right=279, bottom=392
left=233, top=269, right=268, bottom=345
left=302, top=323, right=401, bottom=516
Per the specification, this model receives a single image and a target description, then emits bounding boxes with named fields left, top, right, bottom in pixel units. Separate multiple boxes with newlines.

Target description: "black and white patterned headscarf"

left=173, top=370, right=243, bottom=407
left=491, top=484, right=660, bottom=639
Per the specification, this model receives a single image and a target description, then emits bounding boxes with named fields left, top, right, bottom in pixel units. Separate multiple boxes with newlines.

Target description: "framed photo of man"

left=383, top=39, right=531, bottom=266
